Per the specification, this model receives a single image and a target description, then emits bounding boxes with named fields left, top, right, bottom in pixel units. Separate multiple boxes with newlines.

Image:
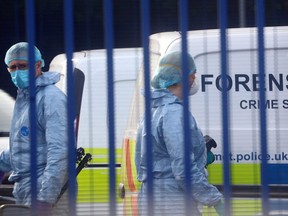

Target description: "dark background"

left=1, top=0, right=288, bottom=99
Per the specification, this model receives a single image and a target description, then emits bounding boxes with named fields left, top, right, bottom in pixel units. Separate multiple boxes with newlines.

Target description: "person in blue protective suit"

left=135, top=51, right=224, bottom=216
left=0, top=42, right=69, bottom=215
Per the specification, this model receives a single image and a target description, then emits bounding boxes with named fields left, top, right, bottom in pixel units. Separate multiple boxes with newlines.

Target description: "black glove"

left=204, top=135, right=217, bottom=151
left=0, top=171, right=4, bottom=183
left=204, top=135, right=217, bottom=166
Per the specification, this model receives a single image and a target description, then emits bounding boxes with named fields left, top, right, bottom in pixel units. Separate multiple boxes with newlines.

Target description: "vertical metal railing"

left=26, top=0, right=37, bottom=214
left=218, top=0, right=231, bottom=215
left=141, top=0, right=154, bottom=215
left=178, top=0, right=193, bottom=215
left=104, top=0, right=117, bottom=215
left=256, top=0, right=269, bottom=215
left=64, top=0, right=77, bottom=215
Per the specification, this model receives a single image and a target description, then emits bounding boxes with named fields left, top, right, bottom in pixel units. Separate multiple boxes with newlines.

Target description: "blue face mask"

left=10, top=69, right=30, bottom=89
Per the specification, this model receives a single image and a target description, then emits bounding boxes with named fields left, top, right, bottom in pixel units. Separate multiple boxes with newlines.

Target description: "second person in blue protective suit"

left=0, top=42, right=69, bottom=215
left=135, top=51, right=224, bottom=216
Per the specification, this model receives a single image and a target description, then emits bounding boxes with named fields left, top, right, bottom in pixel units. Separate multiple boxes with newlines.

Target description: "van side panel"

left=121, top=27, right=288, bottom=215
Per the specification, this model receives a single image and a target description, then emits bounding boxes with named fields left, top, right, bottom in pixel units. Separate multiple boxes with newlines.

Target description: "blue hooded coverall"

left=135, top=89, right=222, bottom=215
left=0, top=72, right=68, bottom=205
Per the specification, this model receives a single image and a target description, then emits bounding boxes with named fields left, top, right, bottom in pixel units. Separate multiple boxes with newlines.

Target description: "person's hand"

left=214, top=200, right=225, bottom=216
left=206, top=150, right=215, bottom=166
left=204, top=135, right=217, bottom=167
left=36, top=200, right=53, bottom=216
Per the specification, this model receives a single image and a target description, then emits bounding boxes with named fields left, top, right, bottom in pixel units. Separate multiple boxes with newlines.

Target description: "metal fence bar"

left=218, top=0, right=231, bottom=215
left=178, top=0, right=193, bottom=215
left=141, top=0, right=154, bottom=215
left=26, top=0, right=37, bottom=213
left=104, top=0, right=116, bottom=215
left=64, top=0, right=77, bottom=215
left=256, top=0, right=269, bottom=215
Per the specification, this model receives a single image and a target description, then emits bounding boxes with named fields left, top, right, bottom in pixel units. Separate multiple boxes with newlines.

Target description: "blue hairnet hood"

left=151, top=51, right=196, bottom=89
left=4, top=42, right=45, bottom=67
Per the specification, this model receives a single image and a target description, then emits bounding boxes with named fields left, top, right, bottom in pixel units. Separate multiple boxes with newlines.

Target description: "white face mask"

left=189, top=77, right=199, bottom=96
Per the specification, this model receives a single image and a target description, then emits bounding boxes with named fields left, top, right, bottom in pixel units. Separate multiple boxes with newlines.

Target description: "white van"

left=0, top=90, right=14, bottom=152
left=49, top=48, right=143, bottom=203
left=120, top=26, right=288, bottom=215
